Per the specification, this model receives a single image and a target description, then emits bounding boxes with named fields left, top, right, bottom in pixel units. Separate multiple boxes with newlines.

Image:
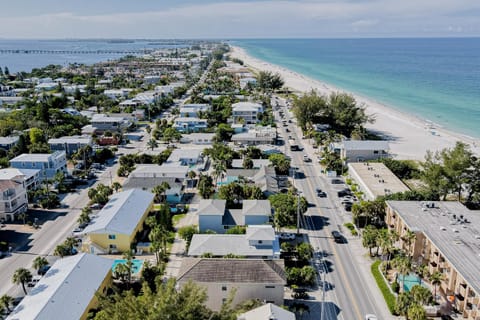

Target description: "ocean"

left=234, top=38, right=480, bottom=138
left=0, top=39, right=187, bottom=73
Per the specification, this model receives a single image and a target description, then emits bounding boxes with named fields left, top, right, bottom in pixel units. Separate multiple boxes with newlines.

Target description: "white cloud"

left=1, top=0, right=480, bottom=38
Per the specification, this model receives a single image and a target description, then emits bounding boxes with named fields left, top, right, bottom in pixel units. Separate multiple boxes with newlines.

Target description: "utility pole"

left=294, top=167, right=301, bottom=234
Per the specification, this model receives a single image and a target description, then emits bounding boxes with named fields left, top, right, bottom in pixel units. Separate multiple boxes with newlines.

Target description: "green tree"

left=268, top=153, right=291, bottom=175
left=147, top=138, right=158, bottom=151
left=29, top=127, right=46, bottom=145
left=178, top=225, right=198, bottom=251
left=269, top=192, right=308, bottom=228
left=429, top=271, right=444, bottom=303
left=292, top=90, right=326, bottom=132
left=111, top=181, right=122, bottom=193
left=407, top=304, right=426, bottom=320
left=361, top=225, right=378, bottom=256
left=393, top=256, right=412, bottom=292
left=225, top=226, right=246, bottom=234
left=410, top=285, right=433, bottom=306
left=162, top=127, right=182, bottom=142
left=256, top=71, right=284, bottom=92
left=12, top=268, right=32, bottom=294
left=215, top=123, right=234, bottom=142
left=32, top=256, right=49, bottom=274
left=395, top=292, right=412, bottom=318
left=198, top=174, right=214, bottom=199
left=0, top=294, right=14, bottom=312
left=54, top=244, right=70, bottom=258
left=242, top=157, right=253, bottom=169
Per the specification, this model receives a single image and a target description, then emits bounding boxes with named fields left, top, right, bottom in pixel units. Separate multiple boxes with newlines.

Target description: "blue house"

left=9, top=151, right=67, bottom=180
left=173, top=117, right=208, bottom=133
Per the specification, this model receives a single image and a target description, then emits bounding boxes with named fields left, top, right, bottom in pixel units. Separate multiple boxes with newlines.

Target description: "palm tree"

left=408, top=303, right=427, bottom=320
left=393, top=255, right=412, bottom=292
left=0, top=294, right=14, bottom=312
left=123, top=250, right=135, bottom=287
left=113, top=262, right=129, bottom=284
left=149, top=225, right=168, bottom=264
left=429, top=271, right=444, bottom=303
left=64, top=237, right=77, bottom=254
left=12, top=268, right=32, bottom=294
left=187, top=170, right=197, bottom=189
left=152, top=182, right=171, bottom=203
left=395, top=292, right=412, bottom=318
left=111, top=181, right=122, bottom=193
left=32, top=256, right=49, bottom=274
left=54, top=244, right=68, bottom=258
left=212, top=161, right=227, bottom=186
left=18, top=212, right=27, bottom=225
left=403, top=230, right=416, bottom=258
left=77, top=211, right=91, bottom=225
left=147, top=138, right=158, bottom=151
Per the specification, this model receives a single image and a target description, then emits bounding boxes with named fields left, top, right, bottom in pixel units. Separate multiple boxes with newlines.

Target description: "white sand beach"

left=230, top=46, right=480, bottom=160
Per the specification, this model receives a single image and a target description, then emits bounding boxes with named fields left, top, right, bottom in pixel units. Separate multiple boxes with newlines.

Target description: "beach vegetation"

left=257, top=70, right=284, bottom=92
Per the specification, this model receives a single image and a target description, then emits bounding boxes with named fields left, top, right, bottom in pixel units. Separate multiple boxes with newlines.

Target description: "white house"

left=87, top=114, right=132, bottom=134
left=103, top=89, right=132, bottom=99
left=330, top=140, right=390, bottom=163
left=188, top=225, right=280, bottom=259
left=237, top=304, right=295, bottom=320
left=173, top=117, right=207, bottom=133
left=0, top=136, right=19, bottom=151
left=179, top=104, right=210, bottom=118
left=9, top=151, right=67, bottom=180
left=231, top=126, right=277, bottom=145
left=231, top=102, right=263, bottom=124
left=0, top=178, right=28, bottom=221
left=180, top=133, right=215, bottom=145
left=239, top=77, right=257, bottom=89
left=166, top=148, right=204, bottom=166
left=177, top=258, right=286, bottom=311
left=0, top=168, right=41, bottom=190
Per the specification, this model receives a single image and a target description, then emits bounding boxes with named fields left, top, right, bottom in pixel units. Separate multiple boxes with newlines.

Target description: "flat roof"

left=188, top=234, right=275, bottom=257
left=7, top=254, right=111, bottom=320
left=387, top=201, right=480, bottom=295
left=10, top=151, right=65, bottom=163
left=0, top=168, right=40, bottom=180
left=48, top=135, right=92, bottom=145
left=341, top=140, right=389, bottom=151
left=167, top=148, right=203, bottom=163
left=82, top=189, right=154, bottom=235
left=129, top=164, right=188, bottom=178
left=348, top=162, right=409, bottom=199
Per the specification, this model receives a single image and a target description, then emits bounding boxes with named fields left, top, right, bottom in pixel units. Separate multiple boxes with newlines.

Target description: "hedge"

left=371, top=260, right=397, bottom=315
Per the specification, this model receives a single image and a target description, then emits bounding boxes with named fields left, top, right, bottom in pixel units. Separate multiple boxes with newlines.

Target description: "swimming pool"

left=397, top=273, right=422, bottom=292
left=111, top=259, right=144, bottom=275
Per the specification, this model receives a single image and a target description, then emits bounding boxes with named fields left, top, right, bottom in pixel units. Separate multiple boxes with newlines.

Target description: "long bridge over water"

left=0, top=49, right=155, bottom=55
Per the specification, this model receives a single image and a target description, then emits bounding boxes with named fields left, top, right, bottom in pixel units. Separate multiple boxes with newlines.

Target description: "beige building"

left=386, top=201, right=480, bottom=319
left=348, top=162, right=410, bottom=200
left=177, top=258, right=286, bottom=311
left=0, top=178, right=28, bottom=221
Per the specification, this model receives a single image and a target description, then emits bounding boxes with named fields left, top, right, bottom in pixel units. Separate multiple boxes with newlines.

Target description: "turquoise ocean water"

left=234, top=38, right=480, bottom=138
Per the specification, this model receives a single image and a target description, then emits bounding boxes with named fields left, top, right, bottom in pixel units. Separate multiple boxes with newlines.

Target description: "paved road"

left=0, top=128, right=149, bottom=299
left=274, top=97, right=391, bottom=320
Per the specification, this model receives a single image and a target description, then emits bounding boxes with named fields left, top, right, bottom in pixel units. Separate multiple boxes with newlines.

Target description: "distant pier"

left=0, top=49, right=154, bottom=55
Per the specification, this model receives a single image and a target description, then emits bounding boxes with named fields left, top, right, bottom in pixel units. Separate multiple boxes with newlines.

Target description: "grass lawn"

left=172, top=214, right=186, bottom=226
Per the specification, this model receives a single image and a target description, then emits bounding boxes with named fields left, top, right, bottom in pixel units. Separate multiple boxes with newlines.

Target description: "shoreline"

left=230, top=45, right=480, bottom=160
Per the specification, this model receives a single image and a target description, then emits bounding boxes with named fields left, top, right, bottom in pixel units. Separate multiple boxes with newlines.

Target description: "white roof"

left=167, top=148, right=203, bottom=163
left=48, top=135, right=92, bottom=145
left=82, top=189, right=154, bottom=235
left=7, top=254, right=112, bottom=320
left=231, top=159, right=270, bottom=169
left=10, top=151, right=65, bottom=163
left=0, top=168, right=40, bottom=180
left=0, top=136, right=19, bottom=145
left=237, top=303, right=295, bottom=320
left=232, top=102, right=263, bottom=112
left=342, top=140, right=389, bottom=151
left=188, top=233, right=274, bottom=257
left=129, top=164, right=188, bottom=178
left=242, top=200, right=272, bottom=216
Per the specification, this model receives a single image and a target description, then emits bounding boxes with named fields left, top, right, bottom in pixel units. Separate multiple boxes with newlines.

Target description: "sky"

left=1, top=0, right=480, bottom=39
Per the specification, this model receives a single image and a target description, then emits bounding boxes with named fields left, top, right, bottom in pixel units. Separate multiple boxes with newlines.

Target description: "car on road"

left=90, top=203, right=103, bottom=210
left=330, top=178, right=343, bottom=184
left=337, top=189, right=353, bottom=197
left=303, top=155, right=312, bottom=162
left=331, top=230, right=344, bottom=243
left=279, top=233, right=296, bottom=240
left=316, top=188, right=327, bottom=198
left=365, top=315, right=378, bottom=320
left=285, top=128, right=290, bottom=132
left=73, top=227, right=83, bottom=233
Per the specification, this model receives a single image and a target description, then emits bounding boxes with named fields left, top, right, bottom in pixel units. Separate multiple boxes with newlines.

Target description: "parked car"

left=365, top=315, right=378, bottom=320
left=27, top=276, right=42, bottom=287
left=331, top=230, right=344, bottom=243
left=330, top=178, right=343, bottom=184
left=38, top=265, right=51, bottom=275
left=303, top=155, right=312, bottom=162
left=317, top=191, right=327, bottom=198
left=279, top=233, right=296, bottom=240
left=90, top=203, right=103, bottom=210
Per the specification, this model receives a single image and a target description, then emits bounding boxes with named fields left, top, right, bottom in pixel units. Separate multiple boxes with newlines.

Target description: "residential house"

left=166, top=148, right=204, bottom=166
left=347, top=162, right=410, bottom=200
left=231, top=102, right=263, bottom=124
left=0, top=85, right=15, bottom=97
left=7, top=253, right=112, bottom=320
left=0, top=178, right=27, bottom=221
left=198, top=199, right=272, bottom=233
left=173, top=117, right=207, bottom=133
left=103, top=89, right=132, bottom=99
left=48, top=135, right=93, bottom=156
left=385, top=201, right=480, bottom=318
left=123, top=175, right=184, bottom=204
left=231, top=159, right=270, bottom=169
left=237, top=303, right=295, bottom=320
left=231, top=126, right=277, bottom=145
left=180, top=133, right=215, bottom=145
left=0, top=168, right=40, bottom=190
left=239, top=77, right=257, bottom=90
left=9, top=151, right=67, bottom=180
left=177, top=258, right=286, bottom=311
left=81, top=189, right=154, bottom=254
left=0, top=136, right=19, bottom=151
left=144, top=75, right=161, bottom=84
left=179, top=104, right=210, bottom=118
left=330, top=140, right=389, bottom=163
left=188, top=225, right=280, bottom=259
left=83, top=114, right=132, bottom=135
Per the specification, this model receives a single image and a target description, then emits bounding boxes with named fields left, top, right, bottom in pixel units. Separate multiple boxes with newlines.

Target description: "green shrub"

left=345, top=178, right=352, bottom=185
left=371, top=260, right=397, bottom=315
left=344, top=222, right=358, bottom=236
left=391, top=281, right=400, bottom=293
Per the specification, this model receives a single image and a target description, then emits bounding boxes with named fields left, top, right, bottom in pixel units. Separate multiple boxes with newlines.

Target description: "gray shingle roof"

left=242, top=200, right=272, bottom=216
left=237, top=303, right=295, bottom=320
left=197, top=199, right=226, bottom=216
left=177, top=258, right=286, bottom=283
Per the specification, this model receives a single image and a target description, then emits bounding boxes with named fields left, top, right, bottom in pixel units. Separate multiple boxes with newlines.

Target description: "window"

left=258, top=240, right=263, bottom=244
left=221, top=285, right=227, bottom=291
left=373, top=150, right=379, bottom=154
left=108, top=234, right=116, bottom=240
left=109, top=244, right=117, bottom=249
left=265, top=285, right=275, bottom=289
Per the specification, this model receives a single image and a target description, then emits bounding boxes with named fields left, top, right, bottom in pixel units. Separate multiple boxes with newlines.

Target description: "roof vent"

left=440, top=226, right=447, bottom=231
left=475, top=235, right=480, bottom=240
left=452, top=228, right=459, bottom=233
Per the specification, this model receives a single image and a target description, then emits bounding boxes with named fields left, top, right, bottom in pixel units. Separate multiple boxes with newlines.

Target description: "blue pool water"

left=397, top=273, right=422, bottom=292
left=111, top=259, right=144, bottom=275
